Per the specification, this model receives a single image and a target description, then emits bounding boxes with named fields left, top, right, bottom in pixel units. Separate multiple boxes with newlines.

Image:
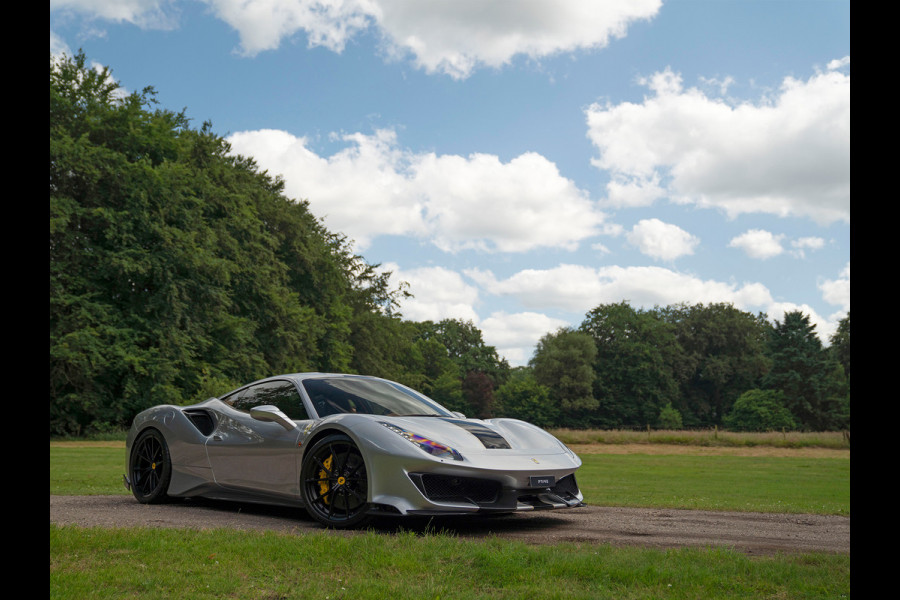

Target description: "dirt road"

left=50, top=495, right=849, bottom=556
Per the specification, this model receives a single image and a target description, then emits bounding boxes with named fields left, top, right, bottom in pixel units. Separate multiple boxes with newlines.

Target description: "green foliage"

left=49, top=52, right=405, bottom=435
left=829, top=311, right=850, bottom=379
left=416, top=318, right=510, bottom=385
left=656, top=403, right=684, bottom=430
left=657, top=303, right=771, bottom=427
left=494, top=368, right=559, bottom=427
left=723, top=389, right=796, bottom=432
left=462, top=370, right=496, bottom=418
left=530, top=328, right=598, bottom=427
left=579, top=303, right=679, bottom=429
left=762, top=312, right=847, bottom=431
left=425, top=370, right=467, bottom=415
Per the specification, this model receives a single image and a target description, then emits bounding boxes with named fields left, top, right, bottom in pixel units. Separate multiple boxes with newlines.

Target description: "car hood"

left=377, top=415, right=568, bottom=456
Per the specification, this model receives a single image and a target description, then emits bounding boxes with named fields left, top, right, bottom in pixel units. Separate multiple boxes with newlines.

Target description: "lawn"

left=50, top=440, right=850, bottom=599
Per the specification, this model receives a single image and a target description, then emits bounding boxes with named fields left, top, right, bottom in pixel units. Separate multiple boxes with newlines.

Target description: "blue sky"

left=50, top=0, right=850, bottom=366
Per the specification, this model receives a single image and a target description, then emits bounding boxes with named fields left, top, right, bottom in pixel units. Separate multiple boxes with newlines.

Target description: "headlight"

left=379, top=422, right=463, bottom=461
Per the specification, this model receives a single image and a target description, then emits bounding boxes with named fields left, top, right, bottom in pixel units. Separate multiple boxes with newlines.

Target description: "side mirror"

left=451, top=411, right=466, bottom=419
left=250, top=405, right=296, bottom=431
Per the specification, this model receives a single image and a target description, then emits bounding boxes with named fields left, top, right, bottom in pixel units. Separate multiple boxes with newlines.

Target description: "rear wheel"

left=301, top=433, right=371, bottom=528
left=129, top=429, right=172, bottom=504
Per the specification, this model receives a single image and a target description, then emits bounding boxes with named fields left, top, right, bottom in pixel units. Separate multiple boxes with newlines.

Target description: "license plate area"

left=529, top=475, right=555, bottom=488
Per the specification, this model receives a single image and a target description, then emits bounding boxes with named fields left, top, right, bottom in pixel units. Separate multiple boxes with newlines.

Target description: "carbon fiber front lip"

left=402, top=477, right=583, bottom=514
left=402, top=492, right=585, bottom=515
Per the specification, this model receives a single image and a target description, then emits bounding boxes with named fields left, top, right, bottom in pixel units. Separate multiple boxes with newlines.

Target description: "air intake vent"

left=550, top=474, right=580, bottom=498
left=184, top=409, right=215, bottom=436
left=409, top=473, right=501, bottom=505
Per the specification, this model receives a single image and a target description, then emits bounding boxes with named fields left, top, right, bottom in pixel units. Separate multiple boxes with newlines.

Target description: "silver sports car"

left=124, top=373, right=583, bottom=528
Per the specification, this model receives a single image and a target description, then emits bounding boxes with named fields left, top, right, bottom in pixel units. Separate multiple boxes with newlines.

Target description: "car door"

left=206, top=380, right=312, bottom=499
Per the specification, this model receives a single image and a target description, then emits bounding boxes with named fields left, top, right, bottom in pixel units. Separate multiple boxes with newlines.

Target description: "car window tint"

left=266, top=382, right=309, bottom=420
left=219, top=388, right=246, bottom=408
left=302, top=377, right=450, bottom=418
left=231, top=381, right=309, bottom=421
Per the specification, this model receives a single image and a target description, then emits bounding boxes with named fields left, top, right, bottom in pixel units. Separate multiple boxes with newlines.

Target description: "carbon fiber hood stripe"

left=439, top=419, right=511, bottom=449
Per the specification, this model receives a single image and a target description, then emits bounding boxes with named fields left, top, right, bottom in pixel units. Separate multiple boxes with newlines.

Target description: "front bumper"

left=370, top=470, right=584, bottom=516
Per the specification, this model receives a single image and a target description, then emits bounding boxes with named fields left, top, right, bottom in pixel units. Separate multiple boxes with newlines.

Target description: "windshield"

left=302, top=377, right=454, bottom=418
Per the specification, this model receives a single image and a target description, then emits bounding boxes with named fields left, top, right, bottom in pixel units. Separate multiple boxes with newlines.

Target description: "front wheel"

left=129, top=428, right=172, bottom=504
left=301, top=433, right=371, bottom=528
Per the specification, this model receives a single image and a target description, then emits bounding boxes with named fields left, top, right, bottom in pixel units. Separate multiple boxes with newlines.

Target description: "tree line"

left=517, top=303, right=849, bottom=432
left=49, top=53, right=849, bottom=436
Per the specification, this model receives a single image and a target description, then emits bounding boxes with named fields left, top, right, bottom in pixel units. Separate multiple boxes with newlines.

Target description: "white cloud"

left=790, top=236, right=825, bottom=258
left=50, top=0, right=179, bottom=28
left=479, top=311, right=568, bottom=365
left=819, top=263, right=850, bottom=312
left=50, top=30, right=72, bottom=57
left=828, top=56, right=851, bottom=70
left=227, top=128, right=608, bottom=252
left=380, top=263, right=480, bottom=323
left=626, top=218, right=699, bottom=261
left=412, top=151, right=604, bottom=252
left=200, top=0, right=374, bottom=55
left=228, top=128, right=424, bottom=249
left=53, top=0, right=662, bottom=78
left=469, top=262, right=850, bottom=346
left=466, top=264, right=774, bottom=314
left=380, top=265, right=570, bottom=366
left=372, top=0, right=662, bottom=79
left=586, top=61, right=850, bottom=224
left=792, top=237, right=825, bottom=251
left=728, top=229, right=784, bottom=260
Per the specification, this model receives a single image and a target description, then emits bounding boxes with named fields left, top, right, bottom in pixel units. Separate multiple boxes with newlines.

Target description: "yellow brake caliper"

left=318, top=455, right=333, bottom=504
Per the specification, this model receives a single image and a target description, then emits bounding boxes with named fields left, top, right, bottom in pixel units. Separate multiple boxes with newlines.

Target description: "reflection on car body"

left=124, top=373, right=583, bottom=528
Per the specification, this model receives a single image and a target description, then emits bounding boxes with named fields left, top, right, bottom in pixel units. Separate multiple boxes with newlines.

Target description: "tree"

left=50, top=52, right=406, bottom=434
left=495, top=368, right=558, bottom=428
left=656, top=403, right=684, bottom=430
left=762, top=311, right=845, bottom=430
left=462, top=371, right=496, bottom=419
left=530, top=328, right=598, bottom=428
left=829, top=311, right=850, bottom=380
left=723, top=389, right=795, bottom=432
left=579, top=302, right=679, bottom=429
left=416, top=319, right=510, bottom=385
left=658, top=303, right=771, bottom=427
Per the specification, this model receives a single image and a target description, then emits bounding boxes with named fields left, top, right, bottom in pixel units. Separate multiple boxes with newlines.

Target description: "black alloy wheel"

left=301, top=433, right=371, bottom=528
left=129, top=428, right=172, bottom=504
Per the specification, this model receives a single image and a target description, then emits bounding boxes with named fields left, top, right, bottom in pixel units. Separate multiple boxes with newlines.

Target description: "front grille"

left=410, top=473, right=501, bottom=505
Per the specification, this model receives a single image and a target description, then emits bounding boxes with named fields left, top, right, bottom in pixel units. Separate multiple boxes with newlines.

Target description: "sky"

left=50, top=0, right=850, bottom=367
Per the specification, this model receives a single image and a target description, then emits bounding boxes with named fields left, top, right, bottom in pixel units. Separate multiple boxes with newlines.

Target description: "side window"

left=231, top=381, right=309, bottom=421
left=267, top=382, right=310, bottom=421
left=220, top=388, right=247, bottom=409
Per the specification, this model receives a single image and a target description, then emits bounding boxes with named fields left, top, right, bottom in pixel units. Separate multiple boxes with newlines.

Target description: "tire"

left=301, top=433, right=371, bottom=528
left=129, top=428, right=172, bottom=504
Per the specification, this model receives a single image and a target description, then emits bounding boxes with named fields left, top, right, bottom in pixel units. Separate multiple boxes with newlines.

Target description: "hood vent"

left=439, top=419, right=511, bottom=449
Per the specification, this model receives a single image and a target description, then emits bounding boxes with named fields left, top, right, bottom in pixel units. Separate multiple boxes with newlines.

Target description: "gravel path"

left=50, top=495, right=849, bottom=556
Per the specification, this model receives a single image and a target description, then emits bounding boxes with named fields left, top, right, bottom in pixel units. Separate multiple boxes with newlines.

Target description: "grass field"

left=49, top=435, right=850, bottom=599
